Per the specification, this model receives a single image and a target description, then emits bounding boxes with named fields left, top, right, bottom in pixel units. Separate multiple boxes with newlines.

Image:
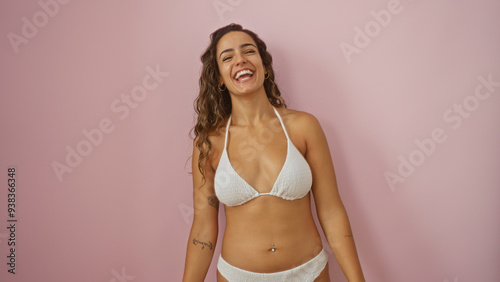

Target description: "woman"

left=183, top=23, right=365, bottom=282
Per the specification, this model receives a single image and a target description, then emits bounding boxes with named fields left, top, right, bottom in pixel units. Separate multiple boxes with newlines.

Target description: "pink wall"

left=1, top=0, right=499, bottom=281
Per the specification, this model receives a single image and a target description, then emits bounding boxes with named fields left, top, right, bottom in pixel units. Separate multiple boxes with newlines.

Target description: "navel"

left=269, top=243, right=276, bottom=252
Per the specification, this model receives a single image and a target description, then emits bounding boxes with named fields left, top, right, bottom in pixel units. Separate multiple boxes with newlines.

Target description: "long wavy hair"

left=193, top=23, right=286, bottom=183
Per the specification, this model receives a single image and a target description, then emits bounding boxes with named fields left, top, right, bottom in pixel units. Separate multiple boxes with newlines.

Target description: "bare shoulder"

left=209, top=117, right=230, bottom=142
left=278, top=107, right=323, bottom=133
left=276, top=107, right=326, bottom=156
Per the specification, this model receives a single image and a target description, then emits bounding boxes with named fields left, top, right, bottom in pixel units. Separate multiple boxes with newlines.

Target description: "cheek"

left=220, top=66, right=233, bottom=82
left=255, top=60, right=265, bottom=73
left=216, top=65, right=226, bottom=81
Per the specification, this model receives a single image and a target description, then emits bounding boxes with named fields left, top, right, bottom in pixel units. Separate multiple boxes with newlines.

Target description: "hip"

left=217, top=248, right=330, bottom=282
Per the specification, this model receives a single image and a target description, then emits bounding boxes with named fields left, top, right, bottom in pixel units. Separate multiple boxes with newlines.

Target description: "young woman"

left=183, top=23, right=365, bottom=282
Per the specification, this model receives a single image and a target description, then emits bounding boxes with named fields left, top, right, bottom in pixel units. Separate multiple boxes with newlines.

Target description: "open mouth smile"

left=233, top=69, right=254, bottom=82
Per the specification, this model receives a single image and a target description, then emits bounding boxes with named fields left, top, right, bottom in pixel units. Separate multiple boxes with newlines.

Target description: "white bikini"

left=214, top=106, right=328, bottom=281
left=214, top=106, right=313, bottom=206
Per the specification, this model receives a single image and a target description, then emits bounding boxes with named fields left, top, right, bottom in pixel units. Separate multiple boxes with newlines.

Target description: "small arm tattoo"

left=208, top=195, right=219, bottom=209
left=192, top=238, right=213, bottom=250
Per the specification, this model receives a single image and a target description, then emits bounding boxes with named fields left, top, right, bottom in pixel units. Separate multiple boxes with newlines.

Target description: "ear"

left=219, top=76, right=224, bottom=87
left=219, top=78, right=223, bottom=86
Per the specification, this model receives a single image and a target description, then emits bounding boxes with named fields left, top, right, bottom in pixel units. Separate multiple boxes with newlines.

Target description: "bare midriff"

left=220, top=193, right=324, bottom=273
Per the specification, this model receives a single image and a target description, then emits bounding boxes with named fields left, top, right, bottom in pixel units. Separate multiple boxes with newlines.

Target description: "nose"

left=234, top=51, right=246, bottom=65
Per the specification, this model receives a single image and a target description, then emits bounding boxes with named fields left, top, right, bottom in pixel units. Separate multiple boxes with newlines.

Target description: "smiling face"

left=216, top=31, right=267, bottom=96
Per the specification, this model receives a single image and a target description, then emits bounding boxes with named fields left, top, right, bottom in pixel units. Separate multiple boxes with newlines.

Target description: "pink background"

left=1, top=0, right=499, bottom=281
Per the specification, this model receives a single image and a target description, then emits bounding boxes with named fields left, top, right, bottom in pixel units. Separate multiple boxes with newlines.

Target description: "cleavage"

left=226, top=125, right=288, bottom=193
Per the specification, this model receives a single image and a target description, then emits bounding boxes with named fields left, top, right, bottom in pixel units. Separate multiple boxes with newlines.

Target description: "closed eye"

left=221, top=49, right=255, bottom=62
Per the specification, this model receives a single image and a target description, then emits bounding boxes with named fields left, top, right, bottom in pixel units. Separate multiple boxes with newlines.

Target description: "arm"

left=303, top=114, right=365, bottom=282
left=182, top=138, right=219, bottom=282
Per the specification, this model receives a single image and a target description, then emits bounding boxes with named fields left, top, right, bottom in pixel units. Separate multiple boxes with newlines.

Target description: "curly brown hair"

left=193, top=23, right=287, bottom=183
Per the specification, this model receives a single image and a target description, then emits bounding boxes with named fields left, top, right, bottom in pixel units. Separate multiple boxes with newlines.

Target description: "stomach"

left=220, top=193, right=324, bottom=273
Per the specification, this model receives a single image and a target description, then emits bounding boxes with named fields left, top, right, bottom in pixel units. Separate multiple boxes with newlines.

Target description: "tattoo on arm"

left=192, top=238, right=213, bottom=251
left=208, top=195, right=219, bottom=209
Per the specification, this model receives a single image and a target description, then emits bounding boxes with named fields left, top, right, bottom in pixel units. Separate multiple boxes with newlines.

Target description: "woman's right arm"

left=182, top=138, right=220, bottom=282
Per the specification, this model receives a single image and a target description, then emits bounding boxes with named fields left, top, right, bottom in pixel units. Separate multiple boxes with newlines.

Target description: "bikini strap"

left=223, top=115, right=232, bottom=150
left=225, top=108, right=287, bottom=149
left=272, top=106, right=290, bottom=140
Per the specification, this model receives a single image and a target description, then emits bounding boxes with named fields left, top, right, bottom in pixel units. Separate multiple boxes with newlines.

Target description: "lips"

left=233, top=69, right=254, bottom=82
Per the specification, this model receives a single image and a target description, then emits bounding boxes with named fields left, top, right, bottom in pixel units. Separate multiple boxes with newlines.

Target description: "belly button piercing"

left=271, top=243, right=275, bottom=252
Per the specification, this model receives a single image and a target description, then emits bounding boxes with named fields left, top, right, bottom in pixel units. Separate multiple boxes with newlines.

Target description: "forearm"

left=182, top=222, right=218, bottom=282
left=322, top=209, right=365, bottom=282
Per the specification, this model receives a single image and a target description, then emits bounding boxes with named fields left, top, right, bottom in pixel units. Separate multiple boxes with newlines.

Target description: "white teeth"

left=235, top=69, right=254, bottom=80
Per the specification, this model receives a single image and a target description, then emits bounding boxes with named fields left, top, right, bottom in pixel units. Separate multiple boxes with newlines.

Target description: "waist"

left=220, top=243, right=326, bottom=274
left=221, top=220, right=322, bottom=272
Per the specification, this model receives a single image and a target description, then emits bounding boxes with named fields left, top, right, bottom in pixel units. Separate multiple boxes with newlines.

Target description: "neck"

left=228, top=87, right=275, bottom=126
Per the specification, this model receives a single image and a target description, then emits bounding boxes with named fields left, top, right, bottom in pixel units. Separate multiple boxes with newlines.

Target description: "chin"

left=231, top=85, right=264, bottom=96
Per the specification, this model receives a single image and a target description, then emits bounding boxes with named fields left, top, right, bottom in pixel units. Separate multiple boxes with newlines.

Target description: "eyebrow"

left=219, top=43, right=257, bottom=59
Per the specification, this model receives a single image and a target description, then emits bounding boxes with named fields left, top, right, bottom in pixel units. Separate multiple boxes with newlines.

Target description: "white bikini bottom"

left=217, top=248, right=328, bottom=281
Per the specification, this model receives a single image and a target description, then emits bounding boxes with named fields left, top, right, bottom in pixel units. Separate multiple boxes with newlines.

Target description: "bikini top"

left=214, top=106, right=313, bottom=207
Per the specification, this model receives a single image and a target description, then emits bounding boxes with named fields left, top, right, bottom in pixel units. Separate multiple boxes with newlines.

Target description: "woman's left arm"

left=301, top=113, right=365, bottom=282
